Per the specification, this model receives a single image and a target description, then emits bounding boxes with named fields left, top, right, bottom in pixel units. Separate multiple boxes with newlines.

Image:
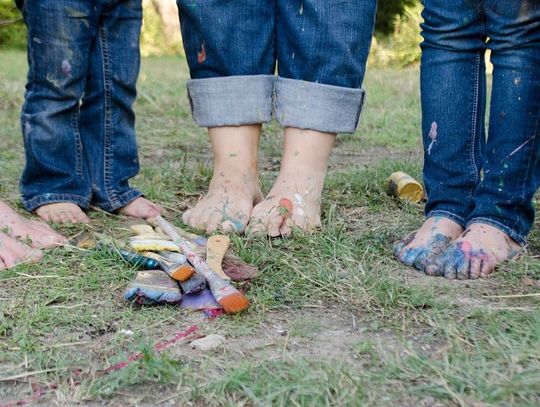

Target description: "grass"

left=0, top=49, right=539, bottom=406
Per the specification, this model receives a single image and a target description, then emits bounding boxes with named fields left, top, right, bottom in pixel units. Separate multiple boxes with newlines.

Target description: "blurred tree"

left=0, top=0, right=26, bottom=49
left=149, top=0, right=181, bottom=46
left=376, top=0, right=418, bottom=36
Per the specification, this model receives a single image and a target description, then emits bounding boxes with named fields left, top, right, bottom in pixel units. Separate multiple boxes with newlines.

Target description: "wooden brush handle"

left=207, top=235, right=231, bottom=281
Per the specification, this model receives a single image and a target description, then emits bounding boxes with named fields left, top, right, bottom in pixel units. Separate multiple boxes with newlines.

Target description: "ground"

left=0, top=50, right=539, bottom=406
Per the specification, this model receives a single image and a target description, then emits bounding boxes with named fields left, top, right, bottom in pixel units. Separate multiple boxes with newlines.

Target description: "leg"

left=19, top=0, right=100, bottom=222
left=428, top=1, right=540, bottom=279
left=395, top=0, right=487, bottom=269
left=248, top=0, right=377, bottom=236
left=177, top=0, right=276, bottom=233
left=78, top=0, right=161, bottom=218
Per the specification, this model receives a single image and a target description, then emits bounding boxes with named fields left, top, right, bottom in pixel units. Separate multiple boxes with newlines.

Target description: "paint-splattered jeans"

left=176, top=0, right=377, bottom=134
left=421, top=0, right=540, bottom=245
left=19, top=0, right=143, bottom=212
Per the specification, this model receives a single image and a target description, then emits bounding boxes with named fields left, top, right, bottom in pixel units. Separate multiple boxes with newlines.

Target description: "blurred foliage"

left=0, top=0, right=26, bottom=49
left=140, top=2, right=182, bottom=57
left=370, top=3, right=422, bottom=67
left=375, top=0, right=419, bottom=36
left=0, top=0, right=422, bottom=66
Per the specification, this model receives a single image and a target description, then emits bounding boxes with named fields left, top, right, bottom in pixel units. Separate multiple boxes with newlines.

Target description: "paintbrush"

left=207, top=235, right=231, bottom=281
left=172, top=226, right=259, bottom=281
left=151, top=216, right=249, bottom=314
left=157, top=251, right=206, bottom=293
left=142, top=251, right=195, bottom=282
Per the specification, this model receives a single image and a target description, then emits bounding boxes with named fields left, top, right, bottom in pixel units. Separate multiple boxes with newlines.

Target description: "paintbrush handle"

left=207, top=235, right=231, bottom=281
left=153, top=217, right=237, bottom=299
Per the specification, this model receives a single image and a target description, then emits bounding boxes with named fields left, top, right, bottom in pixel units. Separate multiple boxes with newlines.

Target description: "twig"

left=0, top=369, right=58, bottom=382
left=484, top=293, right=540, bottom=299
left=14, top=273, right=76, bottom=279
left=9, top=341, right=92, bottom=351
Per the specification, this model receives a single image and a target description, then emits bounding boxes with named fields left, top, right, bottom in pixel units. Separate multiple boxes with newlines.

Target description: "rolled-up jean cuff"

left=466, top=217, right=527, bottom=246
left=187, top=75, right=274, bottom=127
left=426, top=210, right=467, bottom=228
left=274, top=77, right=365, bottom=133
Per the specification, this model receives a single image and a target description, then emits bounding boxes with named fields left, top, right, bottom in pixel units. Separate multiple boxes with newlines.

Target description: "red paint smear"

left=278, top=198, right=293, bottom=216
left=1, top=325, right=200, bottom=406
left=105, top=325, right=200, bottom=372
left=197, top=44, right=206, bottom=63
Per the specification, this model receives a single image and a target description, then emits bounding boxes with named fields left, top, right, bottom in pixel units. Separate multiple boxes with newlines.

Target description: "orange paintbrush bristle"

left=170, top=264, right=195, bottom=282
left=218, top=292, right=250, bottom=314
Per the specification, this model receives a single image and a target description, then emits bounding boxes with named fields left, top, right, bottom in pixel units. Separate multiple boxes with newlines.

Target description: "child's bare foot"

left=183, top=125, right=263, bottom=234
left=425, top=223, right=522, bottom=279
left=118, top=197, right=163, bottom=219
left=0, top=232, right=43, bottom=270
left=248, top=179, right=323, bottom=237
left=393, top=216, right=463, bottom=270
left=247, top=128, right=335, bottom=237
left=35, top=203, right=90, bottom=224
left=0, top=201, right=67, bottom=249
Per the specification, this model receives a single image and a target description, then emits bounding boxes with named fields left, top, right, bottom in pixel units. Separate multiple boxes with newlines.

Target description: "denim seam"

left=426, top=210, right=466, bottom=227
left=70, top=109, right=84, bottom=178
left=466, top=217, right=526, bottom=246
left=518, top=102, right=540, bottom=200
left=467, top=52, right=481, bottom=202
left=23, top=193, right=91, bottom=212
left=98, top=23, right=119, bottom=208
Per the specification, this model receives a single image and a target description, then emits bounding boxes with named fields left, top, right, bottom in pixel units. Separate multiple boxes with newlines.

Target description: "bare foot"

left=393, top=216, right=463, bottom=270
left=0, top=201, right=66, bottom=248
left=35, top=203, right=90, bottom=224
left=247, top=128, right=335, bottom=237
left=118, top=197, right=163, bottom=220
left=183, top=125, right=263, bottom=234
left=425, top=223, right=522, bottom=279
left=0, top=232, right=43, bottom=270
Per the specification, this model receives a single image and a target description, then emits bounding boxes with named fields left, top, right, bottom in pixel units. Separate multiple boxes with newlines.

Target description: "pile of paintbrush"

left=123, top=216, right=257, bottom=314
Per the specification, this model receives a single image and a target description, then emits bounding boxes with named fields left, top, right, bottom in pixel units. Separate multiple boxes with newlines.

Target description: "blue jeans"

left=421, top=0, right=540, bottom=245
left=19, top=0, right=143, bottom=212
left=176, top=0, right=377, bottom=134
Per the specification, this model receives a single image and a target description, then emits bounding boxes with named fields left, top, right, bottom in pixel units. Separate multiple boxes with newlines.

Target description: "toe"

left=399, top=248, right=424, bottom=267
left=468, top=258, right=483, bottom=279
left=443, top=260, right=461, bottom=279
left=219, top=219, right=246, bottom=234
left=267, top=212, right=284, bottom=237
left=182, top=210, right=193, bottom=225
left=0, top=259, right=6, bottom=271
left=479, top=259, right=496, bottom=278
left=413, top=251, right=431, bottom=271
left=424, top=257, right=445, bottom=277
left=280, top=218, right=294, bottom=237
left=205, top=212, right=223, bottom=234
left=393, top=232, right=416, bottom=257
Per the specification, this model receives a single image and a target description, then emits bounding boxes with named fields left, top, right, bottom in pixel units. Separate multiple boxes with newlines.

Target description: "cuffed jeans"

left=421, top=0, right=540, bottom=245
left=19, top=0, right=143, bottom=212
left=176, top=0, right=377, bottom=134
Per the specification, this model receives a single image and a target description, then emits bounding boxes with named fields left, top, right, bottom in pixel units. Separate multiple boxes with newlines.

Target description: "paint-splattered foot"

left=393, top=216, right=463, bottom=270
left=183, top=174, right=263, bottom=234
left=0, top=232, right=43, bottom=270
left=118, top=197, right=163, bottom=220
left=35, top=202, right=90, bottom=224
left=0, top=201, right=66, bottom=249
left=425, top=223, right=522, bottom=279
left=247, top=176, right=323, bottom=237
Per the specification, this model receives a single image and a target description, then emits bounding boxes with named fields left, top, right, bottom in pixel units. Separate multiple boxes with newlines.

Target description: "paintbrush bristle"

left=171, top=264, right=196, bottom=282
left=222, top=257, right=259, bottom=281
left=218, top=292, right=250, bottom=314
